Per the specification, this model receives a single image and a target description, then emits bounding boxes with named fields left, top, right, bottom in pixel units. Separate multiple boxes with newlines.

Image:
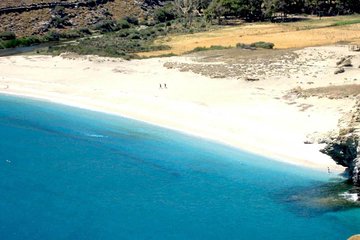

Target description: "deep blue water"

left=0, top=94, right=359, bottom=240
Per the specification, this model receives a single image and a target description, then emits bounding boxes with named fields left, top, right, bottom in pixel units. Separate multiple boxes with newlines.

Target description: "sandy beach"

left=1, top=45, right=359, bottom=172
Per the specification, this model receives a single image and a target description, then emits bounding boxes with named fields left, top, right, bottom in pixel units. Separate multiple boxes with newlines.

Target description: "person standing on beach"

left=159, top=84, right=162, bottom=89
left=164, top=83, right=167, bottom=89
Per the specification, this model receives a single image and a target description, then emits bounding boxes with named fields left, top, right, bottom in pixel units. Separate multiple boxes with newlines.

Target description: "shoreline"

left=0, top=90, right=336, bottom=172
left=1, top=47, right=359, bottom=172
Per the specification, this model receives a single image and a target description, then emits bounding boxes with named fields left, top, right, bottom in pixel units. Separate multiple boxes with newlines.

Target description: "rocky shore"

left=166, top=45, right=360, bottom=192
left=320, top=99, right=360, bottom=187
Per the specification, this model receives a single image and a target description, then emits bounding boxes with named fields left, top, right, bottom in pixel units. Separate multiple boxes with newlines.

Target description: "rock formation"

left=321, top=134, right=360, bottom=186
left=334, top=67, right=345, bottom=74
left=320, top=100, right=360, bottom=186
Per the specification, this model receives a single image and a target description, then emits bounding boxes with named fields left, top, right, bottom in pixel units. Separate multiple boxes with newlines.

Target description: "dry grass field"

left=139, top=15, right=360, bottom=57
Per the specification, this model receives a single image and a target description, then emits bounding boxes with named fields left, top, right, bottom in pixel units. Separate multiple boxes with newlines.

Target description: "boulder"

left=337, top=56, right=353, bottom=67
left=321, top=135, right=360, bottom=186
left=334, top=67, right=345, bottom=74
left=341, top=58, right=353, bottom=67
left=337, top=57, right=346, bottom=66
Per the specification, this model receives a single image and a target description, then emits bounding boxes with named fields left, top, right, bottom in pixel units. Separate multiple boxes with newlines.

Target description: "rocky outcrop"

left=320, top=100, right=360, bottom=186
left=0, top=0, right=114, bottom=15
left=321, top=134, right=360, bottom=186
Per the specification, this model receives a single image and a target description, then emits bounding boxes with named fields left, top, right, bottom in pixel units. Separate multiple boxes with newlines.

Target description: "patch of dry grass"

left=138, top=15, right=360, bottom=57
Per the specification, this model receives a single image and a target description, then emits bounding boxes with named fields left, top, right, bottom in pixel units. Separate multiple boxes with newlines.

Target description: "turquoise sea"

left=0, top=94, right=359, bottom=239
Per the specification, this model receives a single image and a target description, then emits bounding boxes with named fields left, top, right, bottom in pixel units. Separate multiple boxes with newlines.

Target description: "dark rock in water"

left=321, top=135, right=360, bottom=186
left=277, top=180, right=360, bottom=217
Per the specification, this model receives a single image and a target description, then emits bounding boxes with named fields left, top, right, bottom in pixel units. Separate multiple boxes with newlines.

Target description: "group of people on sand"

left=159, top=83, right=167, bottom=89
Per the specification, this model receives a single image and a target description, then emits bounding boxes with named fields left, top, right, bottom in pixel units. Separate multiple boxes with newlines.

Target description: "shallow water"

left=0, top=94, right=359, bottom=239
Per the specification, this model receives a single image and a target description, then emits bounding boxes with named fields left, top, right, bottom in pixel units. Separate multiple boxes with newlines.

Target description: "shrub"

left=79, top=27, right=92, bottom=35
left=154, top=4, right=177, bottom=23
left=3, top=36, right=41, bottom=48
left=117, top=29, right=132, bottom=37
left=44, top=31, right=60, bottom=41
left=236, top=42, right=274, bottom=49
left=94, top=20, right=120, bottom=33
left=0, top=31, right=16, bottom=40
left=59, top=30, right=82, bottom=39
left=128, top=33, right=141, bottom=40
left=117, top=19, right=131, bottom=29
left=138, top=29, right=157, bottom=39
left=250, top=41, right=274, bottom=49
left=188, top=45, right=231, bottom=53
left=236, top=43, right=255, bottom=49
left=123, top=16, right=139, bottom=25
left=117, top=29, right=138, bottom=38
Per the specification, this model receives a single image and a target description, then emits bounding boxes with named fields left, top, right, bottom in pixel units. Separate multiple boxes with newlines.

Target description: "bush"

left=123, top=16, right=139, bottom=25
left=0, top=31, right=16, bottom=40
left=127, top=33, right=141, bottom=40
left=3, top=36, right=41, bottom=48
left=117, top=19, right=131, bottom=29
left=59, top=30, right=82, bottom=39
left=138, top=29, right=157, bottom=40
left=250, top=41, right=274, bottom=49
left=236, top=42, right=274, bottom=49
left=154, top=4, right=177, bottom=23
left=79, top=27, right=92, bottom=35
left=94, top=20, right=120, bottom=33
left=188, top=45, right=231, bottom=53
left=117, top=29, right=132, bottom=37
left=236, top=43, right=255, bottom=49
left=44, top=31, right=61, bottom=41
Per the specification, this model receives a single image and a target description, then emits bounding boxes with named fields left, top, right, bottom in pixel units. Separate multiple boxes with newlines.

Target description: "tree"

left=205, top=0, right=263, bottom=23
left=174, top=0, right=199, bottom=26
left=204, top=0, right=225, bottom=24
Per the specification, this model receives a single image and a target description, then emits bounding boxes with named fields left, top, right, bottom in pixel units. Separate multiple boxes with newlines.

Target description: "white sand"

left=0, top=45, right=359, bottom=172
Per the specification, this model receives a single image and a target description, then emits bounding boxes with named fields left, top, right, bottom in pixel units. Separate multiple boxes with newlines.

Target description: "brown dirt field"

left=139, top=16, right=360, bottom=57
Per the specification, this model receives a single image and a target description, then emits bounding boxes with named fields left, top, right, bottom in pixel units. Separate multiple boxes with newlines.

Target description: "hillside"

left=0, top=0, right=151, bottom=37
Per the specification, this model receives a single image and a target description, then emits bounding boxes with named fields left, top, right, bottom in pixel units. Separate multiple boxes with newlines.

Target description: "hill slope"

left=0, top=0, right=152, bottom=37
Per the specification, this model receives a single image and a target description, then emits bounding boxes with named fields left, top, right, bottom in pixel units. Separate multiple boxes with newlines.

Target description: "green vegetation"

left=46, top=16, right=215, bottom=59
left=331, top=18, right=360, bottom=26
left=0, top=14, right=214, bottom=58
left=187, top=45, right=232, bottom=53
left=236, top=42, right=275, bottom=49
left=203, top=0, right=360, bottom=22
left=154, top=3, right=177, bottom=23
left=250, top=41, right=275, bottom=49
left=47, top=21, right=174, bottom=59
left=0, top=31, right=16, bottom=40
left=0, top=29, right=92, bottom=50
left=0, top=0, right=359, bottom=59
